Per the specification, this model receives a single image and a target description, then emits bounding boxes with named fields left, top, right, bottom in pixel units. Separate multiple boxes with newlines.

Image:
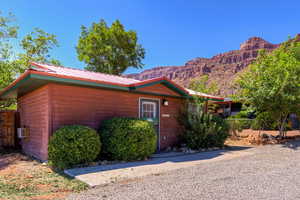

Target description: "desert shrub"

left=180, top=106, right=229, bottom=150
left=100, top=117, right=156, bottom=161
left=251, top=112, right=279, bottom=130
left=227, top=118, right=252, bottom=130
left=228, top=106, right=254, bottom=130
left=48, top=125, right=101, bottom=169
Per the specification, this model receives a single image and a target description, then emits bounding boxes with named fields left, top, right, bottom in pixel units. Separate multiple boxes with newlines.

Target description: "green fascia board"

left=130, top=79, right=189, bottom=97
left=129, top=79, right=164, bottom=90
left=131, top=90, right=187, bottom=99
left=207, top=98, right=224, bottom=102
left=163, top=81, right=189, bottom=96
left=31, top=74, right=190, bottom=98
left=1, top=74, right=31, bottom=98
left=1, top=72, right=224, bottom=102
left=186, top=95, right=225, bottom=102
left=30, top=74, right=130, bottom=91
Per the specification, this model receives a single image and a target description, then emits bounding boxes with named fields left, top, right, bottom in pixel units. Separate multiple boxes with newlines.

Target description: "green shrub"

left=180, top=108, right=229, bottom=150
left=100, top=118, right=156, bottom=161
left=232, top=110, right=249, bottom=118
left=251, top=112, right=279, bottom=130
left=48, top=125, right=101, bottom=169
left=227, top=118, right=252, bottom=130
left=208, top=116, right=230, bottom=147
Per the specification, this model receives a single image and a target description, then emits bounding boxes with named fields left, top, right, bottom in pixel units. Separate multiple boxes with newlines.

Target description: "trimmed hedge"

left=100, top=118, right=157, bottom=161
left=48, top=125, right=101, bottom=169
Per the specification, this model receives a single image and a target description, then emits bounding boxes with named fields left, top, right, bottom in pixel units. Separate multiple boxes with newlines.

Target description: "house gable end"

left=133, top=83, right=182, bottom=97
left=129, top=78, right=189, bottom=97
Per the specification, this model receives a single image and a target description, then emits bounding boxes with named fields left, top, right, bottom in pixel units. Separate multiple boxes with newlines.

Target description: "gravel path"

left=68, top=141, right=300, bottom=200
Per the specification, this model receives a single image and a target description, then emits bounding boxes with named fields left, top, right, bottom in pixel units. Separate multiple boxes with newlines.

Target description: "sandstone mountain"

left=126, top=37, right=280, bottom=97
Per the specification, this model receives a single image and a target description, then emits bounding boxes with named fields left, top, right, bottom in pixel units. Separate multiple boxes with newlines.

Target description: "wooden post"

left=204, top=100, right=208, bottom=113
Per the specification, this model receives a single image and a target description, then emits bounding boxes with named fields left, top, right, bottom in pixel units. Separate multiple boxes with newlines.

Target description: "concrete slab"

left=65, top=147, right=253, bottom=187
left=151, top=151, right=190, bottom=158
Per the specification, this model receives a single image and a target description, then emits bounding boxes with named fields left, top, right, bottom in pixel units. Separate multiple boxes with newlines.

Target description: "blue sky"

left=2, top=0, right=300, bottom=74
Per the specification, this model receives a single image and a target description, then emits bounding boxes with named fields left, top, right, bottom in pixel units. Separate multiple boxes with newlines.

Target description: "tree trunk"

left=279, top=115, right=288, bottom=138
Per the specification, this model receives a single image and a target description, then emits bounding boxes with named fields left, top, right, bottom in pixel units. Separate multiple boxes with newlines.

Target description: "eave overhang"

left=0, top=69, right=227, bottom=102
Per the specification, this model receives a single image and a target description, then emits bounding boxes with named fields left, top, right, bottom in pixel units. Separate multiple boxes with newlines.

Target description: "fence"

left=0, top=110, right=17, bottom=148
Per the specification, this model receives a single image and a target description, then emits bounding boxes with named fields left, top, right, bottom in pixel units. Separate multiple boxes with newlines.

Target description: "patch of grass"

left=0, top=180, right=36, bottom=197
left=0, top=153, right=88, bottom=200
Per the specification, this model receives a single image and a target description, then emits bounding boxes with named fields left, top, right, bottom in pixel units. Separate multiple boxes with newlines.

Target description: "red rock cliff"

left=126, top=37, right=280, bottom=97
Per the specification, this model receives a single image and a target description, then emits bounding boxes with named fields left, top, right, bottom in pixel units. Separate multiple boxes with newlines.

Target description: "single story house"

left=0, top=62, right=229, bottom=161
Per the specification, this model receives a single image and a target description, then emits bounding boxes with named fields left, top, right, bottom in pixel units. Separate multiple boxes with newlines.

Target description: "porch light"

left=162, top=99, right=169, bottom=106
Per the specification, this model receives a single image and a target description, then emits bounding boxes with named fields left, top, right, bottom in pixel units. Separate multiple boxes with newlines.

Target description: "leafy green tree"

left=0, top=11, right=61, bottom=109
left=0, top=11, right=17, bottom=40
left=236, top=38, right=300, bottom=137
left=0, top=11, right=18, bottom=80
left=76, top=19, right=145, bottom=75
left=18, top=28, right=60, bottom=69
left=0, top=12, right=18, bottom=109
left=188, top=75, right=220, bottom=113
left=189, top=75, right=219, bottom=95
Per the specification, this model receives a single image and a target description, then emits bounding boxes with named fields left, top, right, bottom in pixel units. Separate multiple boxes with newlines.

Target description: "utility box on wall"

left=17, top=127, right=30, bottom=139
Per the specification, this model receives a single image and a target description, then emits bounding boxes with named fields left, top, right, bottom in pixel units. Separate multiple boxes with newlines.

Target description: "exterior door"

left=139, top=99, right=160, bottom=151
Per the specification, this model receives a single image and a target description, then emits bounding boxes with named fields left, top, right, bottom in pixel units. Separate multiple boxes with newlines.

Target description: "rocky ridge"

left=126, top=37, right=280, bottom=97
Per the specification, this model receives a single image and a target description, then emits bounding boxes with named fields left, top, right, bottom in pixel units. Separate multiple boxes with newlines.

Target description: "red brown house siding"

left=0, top=62, right=227, bottom=161
left=51, top=83, right=184, bottom=149
left=18, top=83, right=184, bottom=161
left=18, top=85, right=51, bottom=160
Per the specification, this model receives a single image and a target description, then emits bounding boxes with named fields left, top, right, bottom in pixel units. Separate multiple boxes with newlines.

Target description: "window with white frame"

left=141, top=102, right=156, bottom=118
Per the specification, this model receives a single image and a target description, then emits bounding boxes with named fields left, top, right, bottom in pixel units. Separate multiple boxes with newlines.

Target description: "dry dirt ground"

left=1, top=130, right=299, bottom=199
left=228, top=129, right=300, bottom=145
left=237, top=129, right=300, bottom=137
left=0, top=151, right=87, bottom=200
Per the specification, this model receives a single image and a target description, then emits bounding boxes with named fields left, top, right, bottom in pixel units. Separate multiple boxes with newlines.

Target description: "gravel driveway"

left=68, top=141, right=300, bottom=200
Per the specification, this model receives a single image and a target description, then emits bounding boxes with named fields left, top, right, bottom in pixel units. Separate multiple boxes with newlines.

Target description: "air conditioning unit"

left=17, top=128, right=29, bottom=138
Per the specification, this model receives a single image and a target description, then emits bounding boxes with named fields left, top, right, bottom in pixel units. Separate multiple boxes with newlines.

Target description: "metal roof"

left=0, top=62, right=228, bottom=102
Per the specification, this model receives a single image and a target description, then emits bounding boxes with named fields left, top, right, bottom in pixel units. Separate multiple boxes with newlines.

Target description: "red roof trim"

left=0, top=62, right=226, bottom=101
left=30, top=62, right=51, bottom=70
left=30, top=62, right=190, bottom=96
left=129, top=77, right=165, bottom=87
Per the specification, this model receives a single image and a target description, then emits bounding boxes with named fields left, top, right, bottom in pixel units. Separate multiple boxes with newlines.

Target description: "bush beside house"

left=180, top=107, right=229, bottom=150
left=48, top=113, right=230, bottom=169
left=100, top=117, right=157, bottom=161
left=48, top=118, right=156, bottom=169
left=48, top=125, right=101, bottom=169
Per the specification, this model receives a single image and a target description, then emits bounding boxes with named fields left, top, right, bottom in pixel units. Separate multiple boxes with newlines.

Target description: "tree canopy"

left=0, top=11, right=60, bottom=109
left=189, top=75, right=219, bottom=95
left=236, top=37, right=300, bottom=136
left=0, top=12, right=19, bottom=108
left=76, top=19, right=145, bottom=75
left=18, top=28, right=60, bottom=68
